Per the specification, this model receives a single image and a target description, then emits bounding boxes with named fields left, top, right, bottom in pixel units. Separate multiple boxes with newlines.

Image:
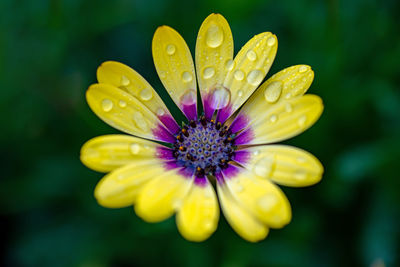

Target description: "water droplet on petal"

left=101, top=99, right=113, bottom=112
left=225, top=59, right=235, bottom=71
left=206, top=24, right=223, bottom=48
left=267, top=36, right=276, bottom=46
left=269, top=114, right=278, bottom=123
left=133, top=111, right=149, bottom=131
left=237, top=90, right=243, bottom=97
left=294, top=170, right=307, bottom=180
left=159, top=71, right=167, bottom=78
left=209, top=85, right=230, bottom=109
left=253, top=150, right=259, bottom=156
left=234, top=70, right=244, bottom=81
left=253, top=156, right=274, bottom=177
left=298, top=115, right=307, bottom=127
left=285, top=93, right=292, bottom=99
left=298, top=65, right=308, bottom=73
left=247, top=69, right=264, bottom=85
left=202, top=67, right=215, bottom=79
left=264, top=81, right=282, bottom=103
left=156, top=108, right=165, bottom=116
left=120, top=76, right=130, bottom=86
left=118, top=100, right=127, bottom=108
left=130, top=143, right=140, bottom=154
left=285, top=103, right=293, bottom=113
left=182, top=71, right=193, bottom=83
left=297, top=157, right=307, bottom=163
left=246, top=50, right=257, bottom=61
left=166, top=44, right=176, bottom=55
left=258, top=195, right=278, bottom=212
left=181, top=89, right=197, bottom=106
left=140, top=88, right=153, bottom=101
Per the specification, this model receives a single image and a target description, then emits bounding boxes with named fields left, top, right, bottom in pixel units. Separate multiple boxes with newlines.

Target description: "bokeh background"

left=1, top=0, right=400, bottom=266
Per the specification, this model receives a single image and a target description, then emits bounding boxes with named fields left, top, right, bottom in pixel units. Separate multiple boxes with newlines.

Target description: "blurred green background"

left=1, top=0, right=400, bottom=266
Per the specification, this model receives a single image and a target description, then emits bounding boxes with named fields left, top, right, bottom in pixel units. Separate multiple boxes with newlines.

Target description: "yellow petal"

left=221, top=32, right=278, bottom=118
left=224, top=169, right=291, bottom=229
left=135, top=171, right=193, bottom=222
left=217, top=182, right=269, bottom=242
left=237, top=94, right=323, bottom=145
left=195, top=14, right=233, bottom=111
left=176, top=181, right=219, bottom=242
left=80, top=134, right=158, bottom=173
left=96, top=61, right=179, bottom=133
left=152, top=26, right=197, bottom=119
left=242, top=145, right=324, bottom=187
left=94, top=159, right=164, bottom=208
left=86, top=83, right=174, bottom=143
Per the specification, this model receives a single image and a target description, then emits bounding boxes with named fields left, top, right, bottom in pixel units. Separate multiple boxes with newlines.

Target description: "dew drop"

left=101, top=99, right=113, bottom=112
left=140, top=88, right=153, bottom=101
left=206, top=24, right=223, bottom=48
left=120, top=75, right=130, bottom=86
left=253, top=156, right=274, bottom=177
left=156, top=108, right=165, bottom=116
left=130, top=143, right=140, bottom=154
left=133, top=111, right=149, bottom=131
left=237, top=90, right=243, bottom=97
left=267, top=36, right=276, bottom=46
left=246, top=50, right=257, bottom=61
left=258, top=195, right=278, bottom=212
left=166, top=44, right=176, bottom=55
left=225, top=59, right=235, bottom=71
left=202, top=67, right=215, bottom=79
left=294, top=170, right=307, bottom=180
left=285, top=103, right=293, bottom=113
left=180, top=89, right=197, bottom=106
left=284, top=92, right=292, bottom=99
left=298, top=65, right=308, bottom=73
left=297, top=157, right=307, bottom=163
left=264, top=81, right=282, bottom=103
left=247, top=69, right=264, bottom=86
left=118, top=100, right=127, bottom=108
left=209, top=85, right=230, bottom=109
left=298, top=115, right=307, bottom=127
left=234, top=70, right=244, bottom=81
left=182, top=71, right=193, bottom=83
left=253, top=150, right=259, bottom=156
left=269, top=114, right=278, bottom=123
left=159, top=71, right=167, bottom=78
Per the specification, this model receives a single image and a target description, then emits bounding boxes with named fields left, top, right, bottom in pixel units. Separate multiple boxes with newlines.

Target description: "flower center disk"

left=173, top=116, right=236, bottom=176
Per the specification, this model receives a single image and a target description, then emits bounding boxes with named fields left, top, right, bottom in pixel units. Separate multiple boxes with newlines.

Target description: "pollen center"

left=173, top=116, right=236, bottom=176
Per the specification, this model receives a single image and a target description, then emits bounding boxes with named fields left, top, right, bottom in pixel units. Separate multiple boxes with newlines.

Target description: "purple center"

left=173, top=116, right=236, bottom=176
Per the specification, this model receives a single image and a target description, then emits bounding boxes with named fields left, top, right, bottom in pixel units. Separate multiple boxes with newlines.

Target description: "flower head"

left=80, top=13, right=324, bottom=242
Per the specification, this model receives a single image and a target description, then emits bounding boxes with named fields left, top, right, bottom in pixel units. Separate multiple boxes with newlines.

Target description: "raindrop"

left=140, top=88, right=153, bottom=101
left=181, top=89, right=196, bottom=106
left=264, top=81, right=282, bottom=103
left=206, top=24, right=223, bottom=48
left=298, top=115, right=307, bottom=127
left=237, top=90, right=243, bottom=97
left=294, top=170, right=307, bottom=180
left=234, top=70, right=244, bottom=81
left=258, top=195, right=278, bottom=212
left=253, top=156, right=274, bottom=177
left=133, top=112, right=149, bottom=131
left=166, top=44, right=176, bottom=55
left=247, top=69, right=264, bottom=85
left=285, top=103, right=293, bottom=113
left=298, top=65, right=308, bottom=73
left=101, top=99, right=113, bottom=112
left=246, top=50, right=257, bottom=61
left=269, top=114, right=278, bottom=123
left=267, top=36, right=276, bottom=46
left=130, top=143, right=140, bottom=154
left=225, top=59, right=235, bottom=71
left=120, top=76, right=130, bottom=86
left=202, top=67, right=215, bottom=79
left=156, top=108, right=165, bottom=116
left=118, top=100, right=127, bottom=108
left=182, top=71, right=193, bottom=83
left=209, top=85, right=230, bottom=109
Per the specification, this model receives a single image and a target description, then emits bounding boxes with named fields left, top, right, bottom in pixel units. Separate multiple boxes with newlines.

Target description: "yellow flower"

left=80, top=13, right=324, bottom=242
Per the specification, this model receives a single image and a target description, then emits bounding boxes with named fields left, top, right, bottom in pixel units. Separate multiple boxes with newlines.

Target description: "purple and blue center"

left=173, top=116, right=236, bottom=177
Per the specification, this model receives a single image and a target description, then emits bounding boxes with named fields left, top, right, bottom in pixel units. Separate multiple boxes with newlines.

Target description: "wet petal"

left=135, top=170, right=193, bottom=222
left=97, top=61, right=180, bottom=133
left=176, top=179, right=219, bottom=242
left=152, top=26, right=197, bottom=120
left=217, top=180, right=269, bottom=242
left=94, top=159, right=164, bottom=208
left=80, top=134, right=159, bottom=173
left=219, top=32, right=278, bottom=122
left=239, top=145, right=323, bottom=187
left=195, top=13, right=234, bottom=120
left=86, top=83, right=175, bottom=143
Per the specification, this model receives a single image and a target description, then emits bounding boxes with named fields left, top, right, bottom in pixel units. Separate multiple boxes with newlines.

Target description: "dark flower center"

left=173, top=116, right=236, bottom=176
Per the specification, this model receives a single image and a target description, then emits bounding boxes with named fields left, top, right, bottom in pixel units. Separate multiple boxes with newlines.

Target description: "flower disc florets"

left=173, top=116, right=236, bottom=176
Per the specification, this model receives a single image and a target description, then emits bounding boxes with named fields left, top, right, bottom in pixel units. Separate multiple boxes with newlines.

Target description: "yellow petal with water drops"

left=135, top=171, right=192, bottom=223
left=217, top=182, right=269, bottom=242
left=94, top=159, right=164, bottom=208
left=177, top=180, right=219, bottom=242
left=96, top=61, right=176, bottom=126
left=243, top=145, right=324, bottom=187
left=223, top=32, right=277, bottom=115
left=240, top=94, right=323, bottom=145
left=225, top=170, right=291, bottom=229
left=152, top=26, right=197, bottom=118
left=196, top=13, right=233, bottom=96
left=86, top=83, right=173, bottom=142
left=80, top=134, right=158, bottom=173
